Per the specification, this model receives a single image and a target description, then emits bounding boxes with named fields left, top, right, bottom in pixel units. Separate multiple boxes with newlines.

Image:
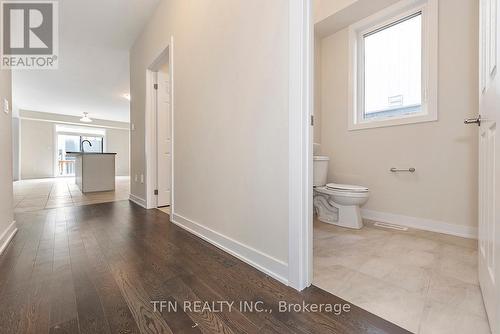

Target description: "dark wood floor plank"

left=80, top=229, right=141, bottom=334
left=69, top=224, right=112, bottom=334
left=49, top=318, right=80, bottom=334
left=90, top=218, right=202, bottom=334
left=0, top=286, right=31, bottom=333
left=48, top=218, right=79, bottom=331
left=111, top=263, right=174, bottom=334
left=0, top=201, right=412, bottom=334
left=48, top=269, right=79, bottom=330
left=22, top=279, right=52, bottom=334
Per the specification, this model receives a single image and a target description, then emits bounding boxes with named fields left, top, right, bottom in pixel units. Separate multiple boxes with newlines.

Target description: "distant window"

left=348, top=0, right=438, bottom=130
left=80, top=136, right=104, bottom=153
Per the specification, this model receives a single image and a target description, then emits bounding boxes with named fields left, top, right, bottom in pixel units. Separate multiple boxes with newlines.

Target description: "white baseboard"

left=129, top=193, right=147, bottom=208
left=361, top=209, right=478, bottom=239
left=171, top=213, right=289, bottom=285
left=0, top=221, right=18, bottom=256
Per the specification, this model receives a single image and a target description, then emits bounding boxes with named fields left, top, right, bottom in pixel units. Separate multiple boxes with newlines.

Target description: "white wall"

left=12, top=117, right=20, bottom=181
left=0, top=68, right=16, bottom=254
left=20, top=119, right=54, bottom=179
left=314, top=0, right=402, bottom=37
left=313, top=0, right=358, bottom=23
left=317, top=0, right=479, bottom=235
left=106, top=128, right=130, bottom=176
left=19, top=111, right=130, bottom=179
left=130, top=0, right=290, bottom=273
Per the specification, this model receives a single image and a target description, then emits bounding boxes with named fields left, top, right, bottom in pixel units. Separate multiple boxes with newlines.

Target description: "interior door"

left=475, top=0, right=500, bottom=332
left=157, top=62, right=172, bottom=207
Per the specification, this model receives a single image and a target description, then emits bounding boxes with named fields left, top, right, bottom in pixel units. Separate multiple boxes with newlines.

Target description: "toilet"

left=313, top=156, right=369, bottom=229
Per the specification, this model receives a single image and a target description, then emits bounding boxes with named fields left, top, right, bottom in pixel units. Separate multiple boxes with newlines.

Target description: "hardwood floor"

left=0, top=201, right=410, bottom=334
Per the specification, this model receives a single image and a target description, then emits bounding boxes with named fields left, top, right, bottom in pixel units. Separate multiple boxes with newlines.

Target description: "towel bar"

left=390, top=168, right=416, bottom=173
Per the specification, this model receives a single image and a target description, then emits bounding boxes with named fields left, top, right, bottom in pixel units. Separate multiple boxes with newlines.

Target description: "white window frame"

left=348, top=0, right=438, bottom=130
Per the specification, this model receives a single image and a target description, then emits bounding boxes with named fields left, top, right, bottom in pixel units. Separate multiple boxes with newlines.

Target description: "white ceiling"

left=12, top=0, right=161, bottom=122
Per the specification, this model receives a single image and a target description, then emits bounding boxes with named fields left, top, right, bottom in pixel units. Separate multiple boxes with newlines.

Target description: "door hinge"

left=154, top=189, right=158, bottom=195
left=310, top=115, right=314, bottom=126
left=153, top=84, right=158, bottom=90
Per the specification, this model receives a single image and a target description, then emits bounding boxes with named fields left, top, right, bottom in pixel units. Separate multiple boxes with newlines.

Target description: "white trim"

left=129, top=193, right=147, bottom=208
left=0, top=221, right=18, bottom=256
left=172, top=213, right=289, bottom=285
left=169, top=38, right=175, bottom=218
left=145, top=68, right=158, bottom=209
left=362, top=209, right=478, bottom=239
left=145, top=37, right=174, bottom=212
left=348, top=0, right=439, bottom=131
left=289, top=0, right=314, bottom=291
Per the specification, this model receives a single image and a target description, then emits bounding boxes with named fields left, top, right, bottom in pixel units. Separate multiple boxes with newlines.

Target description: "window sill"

left=348, top=113, right=438, bottom=131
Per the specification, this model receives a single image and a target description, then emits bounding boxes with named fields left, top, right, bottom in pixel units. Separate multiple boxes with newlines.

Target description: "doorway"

left=309, top=0, right=494, bottom=333
left=155, top=61, right=172, bottom=208
left=145, top=38, right=174, bottom=212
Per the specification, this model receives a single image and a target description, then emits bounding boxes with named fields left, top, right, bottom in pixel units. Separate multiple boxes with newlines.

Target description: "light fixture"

left=122, top=93, right=131, bottom=101
left=80, top=112, right=92, bottom=123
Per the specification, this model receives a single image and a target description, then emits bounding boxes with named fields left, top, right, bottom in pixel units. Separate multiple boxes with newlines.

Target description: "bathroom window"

left=348, top=0, right=438, bottom=130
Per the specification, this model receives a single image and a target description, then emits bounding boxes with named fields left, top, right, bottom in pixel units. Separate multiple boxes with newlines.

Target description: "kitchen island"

left=66, top=152, right=117, bottom=193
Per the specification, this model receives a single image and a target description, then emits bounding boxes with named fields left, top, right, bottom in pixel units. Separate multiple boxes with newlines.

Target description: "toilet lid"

left=326, top=183, right=369, bottom=192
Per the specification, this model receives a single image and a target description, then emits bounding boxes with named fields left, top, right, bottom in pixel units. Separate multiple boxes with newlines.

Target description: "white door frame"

left=145, top=37, right=175, bottom=212
left=288, top=0, right=314, bottom=291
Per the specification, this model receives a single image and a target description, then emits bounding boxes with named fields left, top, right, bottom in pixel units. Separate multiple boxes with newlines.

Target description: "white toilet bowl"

left=314, top=183, right=369, bottom=229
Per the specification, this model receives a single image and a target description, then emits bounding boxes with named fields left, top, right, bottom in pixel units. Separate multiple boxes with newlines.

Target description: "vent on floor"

left=374, top=222, right=408, bottom=231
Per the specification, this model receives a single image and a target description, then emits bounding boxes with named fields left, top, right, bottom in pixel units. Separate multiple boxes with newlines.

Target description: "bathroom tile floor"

left=13, top=176, right=130, bottom=212
left=157, top=206, right=171, bottom=215
left=313, top=219, right=491, bottom=334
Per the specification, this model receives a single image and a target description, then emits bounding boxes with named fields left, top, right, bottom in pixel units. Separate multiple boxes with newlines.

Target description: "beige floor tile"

left=157, top=207, right=171, bottom=214
left=427, top=273, right=486, bottom=319
left=313, top=219, right=490, bottom=334
left=49, top=193, right=71, bottom=200
left=71, top=196, right=91, bottom=203
left=336, top=271, right=426, bottom=333
left=358, top=256, right=432, bottom=293
left=13, top=176, right=130, bottom=211
left=73, top=199, right=114, bottom=206
left=438, top=243, right=478, bottom=267
left=46, top=202, right=74, bottom=209
left=372, top=250, right=437, bottom=271
left=314, top=247, right=373, bottom=272
left=47, top=197, right=74, bottom=204
left=386, top=234, right=440, bottom=252
left=19, top=193, right=50, bottom=200
left=15, top=206, right=46, bottom=213
left=436, top=252, right=479, bottom=285
left=17, top=198, right=48, bottom=208
left=83, top=193, right=116, bottom=200
left=313, top=264, right=357, bottom=295
left=419, top=301, right=491, bottom=334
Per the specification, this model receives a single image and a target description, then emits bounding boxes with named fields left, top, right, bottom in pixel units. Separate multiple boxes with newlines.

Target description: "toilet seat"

left=315, top=186, right=369, bottom=198
left=326, top=183, right=369, bottom=192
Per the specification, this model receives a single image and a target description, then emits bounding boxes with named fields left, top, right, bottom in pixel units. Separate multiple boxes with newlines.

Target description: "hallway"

left=0, top=201, right=409, bottom=334
left=13, top=177, right=130, bottom=212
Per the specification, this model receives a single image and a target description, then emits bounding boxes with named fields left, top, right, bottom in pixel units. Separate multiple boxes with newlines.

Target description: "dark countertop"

left=66, top=152, right=117, bottom=155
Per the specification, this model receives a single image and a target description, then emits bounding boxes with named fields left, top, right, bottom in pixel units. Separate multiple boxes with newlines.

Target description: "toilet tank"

left=313, top=156, right=330, bottom=187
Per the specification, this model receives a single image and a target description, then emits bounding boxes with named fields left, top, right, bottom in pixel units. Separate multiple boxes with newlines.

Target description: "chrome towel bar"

left=390, top=167, right=416, bottom=173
